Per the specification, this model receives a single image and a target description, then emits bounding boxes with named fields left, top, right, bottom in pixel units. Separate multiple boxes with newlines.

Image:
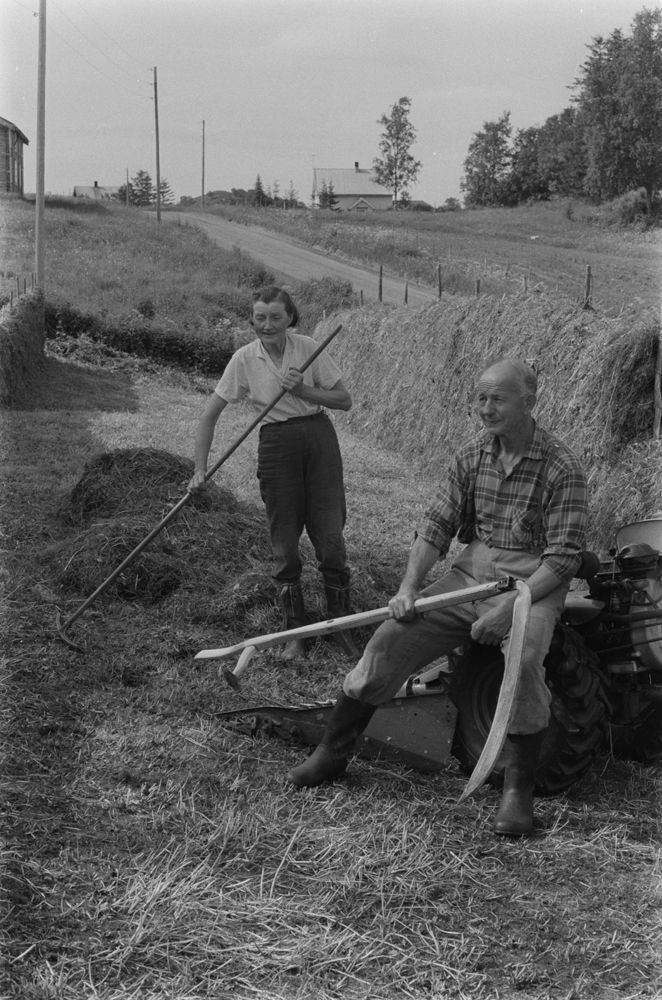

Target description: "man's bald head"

left=478, top=359, right=538, bottom=400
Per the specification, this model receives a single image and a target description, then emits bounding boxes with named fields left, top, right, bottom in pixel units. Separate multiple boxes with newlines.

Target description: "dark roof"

left=0, top=116, right=29, bottom=145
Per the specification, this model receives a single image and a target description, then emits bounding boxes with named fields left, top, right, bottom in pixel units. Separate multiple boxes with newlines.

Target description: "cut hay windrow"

left=322, top=292, right=660, bottom=548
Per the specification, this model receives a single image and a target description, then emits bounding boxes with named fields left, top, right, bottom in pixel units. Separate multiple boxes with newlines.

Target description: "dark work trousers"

left=257, top=412, right=349, bottom=587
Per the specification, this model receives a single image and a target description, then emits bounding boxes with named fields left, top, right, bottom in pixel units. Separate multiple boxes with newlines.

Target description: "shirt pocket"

left=510, top=504, right=539, bottom=547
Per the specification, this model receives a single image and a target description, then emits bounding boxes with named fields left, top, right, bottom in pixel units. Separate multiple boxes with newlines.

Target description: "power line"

left=51, top=0, right=138, bottom=68
left=67, top=0, right=140, bottom=65
left=50, top=0, right=131, bottom=69
left=46, top=13, right=151, bottom=102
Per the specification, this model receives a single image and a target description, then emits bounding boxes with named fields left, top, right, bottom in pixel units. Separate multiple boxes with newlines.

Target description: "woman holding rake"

left=189, top=286, right=358, bottom=660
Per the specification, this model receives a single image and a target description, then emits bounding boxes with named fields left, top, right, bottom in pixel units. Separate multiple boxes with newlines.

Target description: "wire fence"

left=373, top=261, right=596, bottom=310
left=1, top=272, right=37, bottom=310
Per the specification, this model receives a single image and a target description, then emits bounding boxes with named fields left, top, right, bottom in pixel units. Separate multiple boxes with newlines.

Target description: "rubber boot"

left=286, top=692, right=376, bottom=787
left=279, top=583, right=307, bottom=661
left=494, top=731, right=545, bottom=837
left=324, top=572, right=361, bottom=659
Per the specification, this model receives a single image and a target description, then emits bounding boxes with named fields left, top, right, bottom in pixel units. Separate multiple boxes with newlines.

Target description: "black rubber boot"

left=279, top=583, right=307, bottom=660
left=494, top=731, right=545, bottom=836
left=324, top=571, right=360, bottom=659
left=286, top=692, right=376, bottom=787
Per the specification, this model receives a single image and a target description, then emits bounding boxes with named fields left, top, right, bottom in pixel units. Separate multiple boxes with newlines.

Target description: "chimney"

left=354, top=161, right=359, bottom=171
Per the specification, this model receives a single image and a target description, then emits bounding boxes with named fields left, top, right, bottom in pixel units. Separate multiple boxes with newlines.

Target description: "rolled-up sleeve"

left=417, top=451, right=470, bottom=556
left=541, top=458, right=588, bottom=583
left=215, top=353, right=248, bottom=404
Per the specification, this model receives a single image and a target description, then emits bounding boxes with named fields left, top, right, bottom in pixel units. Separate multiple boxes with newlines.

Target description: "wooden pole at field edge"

left=583, top=265, right=592, bottom=309
left=35, top=0, right=46, bottom=291
left=654, top=327, right=662, bottom=439
left=153, top=67, right=161, bottom=224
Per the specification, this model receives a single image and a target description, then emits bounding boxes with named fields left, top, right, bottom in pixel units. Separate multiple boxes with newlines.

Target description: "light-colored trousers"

left=343, top=541, right=568, bottom=734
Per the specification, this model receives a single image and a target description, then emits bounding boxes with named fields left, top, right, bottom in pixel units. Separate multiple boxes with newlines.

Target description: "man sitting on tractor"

left=286, top=358, right=589, bottom=836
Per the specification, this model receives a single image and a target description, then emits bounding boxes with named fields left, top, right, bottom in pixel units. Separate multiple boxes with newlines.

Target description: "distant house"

left=1, top=117, right=29, bottom=195
left=73, top=180, right=120, bottom=200
left=312, top=162, right=392, bottom=212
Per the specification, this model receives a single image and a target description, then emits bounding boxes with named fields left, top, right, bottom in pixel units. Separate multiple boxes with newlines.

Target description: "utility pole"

left=201, top=119, right=205, bottom=208
left=125, top=167, right=129, bottom=206
left=153, top=66, right=161, bottom=223
left=35, top=0, right=46, bottom=290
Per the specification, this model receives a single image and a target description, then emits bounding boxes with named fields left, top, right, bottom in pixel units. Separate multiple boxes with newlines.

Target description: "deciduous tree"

left=373, top=96, right=422, bottom=208
left=461, top=112, right=513, bottom=207
left=573, top=7, right=662, bottom=206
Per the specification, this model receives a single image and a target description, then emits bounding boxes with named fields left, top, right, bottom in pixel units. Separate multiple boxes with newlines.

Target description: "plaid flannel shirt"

left=418, top=423, right=588, bottom=584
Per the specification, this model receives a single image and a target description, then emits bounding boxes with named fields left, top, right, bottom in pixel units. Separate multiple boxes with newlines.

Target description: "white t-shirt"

left=215, top=332, right=343, bottom=424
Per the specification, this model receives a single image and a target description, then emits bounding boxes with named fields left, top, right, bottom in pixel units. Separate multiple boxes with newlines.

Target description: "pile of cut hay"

left=46, top=448, right=401, bottom=650
left=62, top=447, right=204, bottom=524
left=323, top=295, right=661, bottom=549
left=47, top=448, right=273, bottom=610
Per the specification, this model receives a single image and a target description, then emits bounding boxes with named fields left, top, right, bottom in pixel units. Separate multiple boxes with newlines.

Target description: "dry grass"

left=2, top=338, right=660, bottom=1000
left=323, top=294, right=661, bottom=550
left=2, top=196, right=661, bottom=999
left=197, top=200, right=662, bottom=317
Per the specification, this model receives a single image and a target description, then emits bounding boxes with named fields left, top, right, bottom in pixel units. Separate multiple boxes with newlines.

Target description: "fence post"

left=437, top=263, right=442, bottom=299
left=583, top=265, right=592, bottom=310
left=378, top=265, right=383, bottom=303
left=475, top=278, right=480, bottom=297
left=360, top=290, right=363, bottom=306
left=654, top=328, right=662, bottom=439
left=404, top=279, right=408, bottom=305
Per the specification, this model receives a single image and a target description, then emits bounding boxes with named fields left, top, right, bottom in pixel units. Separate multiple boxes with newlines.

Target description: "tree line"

left=118, top=169, right=174, bottom=207
left=121, top=8, right=659, bottom=216
left=461, top=8, right=661, bottom=209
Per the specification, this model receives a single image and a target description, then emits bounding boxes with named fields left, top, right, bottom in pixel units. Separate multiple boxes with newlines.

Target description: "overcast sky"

left=2, top=0, right=648, bottom=206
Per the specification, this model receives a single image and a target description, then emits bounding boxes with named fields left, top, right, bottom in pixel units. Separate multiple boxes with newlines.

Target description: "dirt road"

left=167, top=211, right=439, bottom=308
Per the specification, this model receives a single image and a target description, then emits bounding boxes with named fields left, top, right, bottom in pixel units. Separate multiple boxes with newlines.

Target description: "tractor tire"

left=450, top=624, right=610, bottom=795
left=609, top=700, right=662, bottom=764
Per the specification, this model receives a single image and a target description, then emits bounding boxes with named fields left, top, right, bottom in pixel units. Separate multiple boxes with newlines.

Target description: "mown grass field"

left=186, top=199, right=661, bottom=317
left=1, top=196, right=660, bottom=1000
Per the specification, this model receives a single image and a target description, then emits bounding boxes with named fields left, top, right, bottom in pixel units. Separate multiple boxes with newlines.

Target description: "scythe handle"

left=195, top=577, right=514, bottom=661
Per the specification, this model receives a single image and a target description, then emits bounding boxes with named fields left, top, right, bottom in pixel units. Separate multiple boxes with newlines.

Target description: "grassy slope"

left=1, top=198, right=661, bottom=999
left=189, top=200, right=662, bottom=317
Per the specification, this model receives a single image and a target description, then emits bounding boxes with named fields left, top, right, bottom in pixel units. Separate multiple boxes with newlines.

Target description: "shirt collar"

left=480, top=420, right=545, bottom=460
left=255, top=331, right=292, bottom=366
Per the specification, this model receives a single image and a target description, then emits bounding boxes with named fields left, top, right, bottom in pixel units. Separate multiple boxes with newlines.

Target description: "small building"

left=312, top=162, right=392, bottom=212
left=73, top=180, right=120, bottom=200
left=0, top=117, right=29, bottom=195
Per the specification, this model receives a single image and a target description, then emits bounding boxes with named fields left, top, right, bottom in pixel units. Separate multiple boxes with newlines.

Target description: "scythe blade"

left=458, top=580, right=532, bottom=802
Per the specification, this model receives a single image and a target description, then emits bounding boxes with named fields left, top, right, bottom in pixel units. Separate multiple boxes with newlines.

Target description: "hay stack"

left=63, top=448, right=201, bottom=524
left=323, top=295, right=660, bottom=548
left=48, top=448, right=272, bottom=607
